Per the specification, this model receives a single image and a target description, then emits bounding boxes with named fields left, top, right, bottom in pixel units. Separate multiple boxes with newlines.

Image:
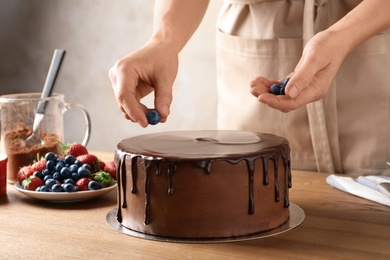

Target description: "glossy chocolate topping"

left=115, top=130, right=291, bottom=237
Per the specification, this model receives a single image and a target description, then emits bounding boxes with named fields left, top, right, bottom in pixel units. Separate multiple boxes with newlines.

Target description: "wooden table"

left=1, top=152, right=389, bottom=259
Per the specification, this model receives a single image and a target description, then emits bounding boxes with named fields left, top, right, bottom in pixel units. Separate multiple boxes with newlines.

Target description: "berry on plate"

left=62, top=142, right=89, bottom=157
left=17, top=165, right=34, bottom=184
left=76, top=154, right=101, bottom=173
left=76, top=177, right=90, bottom=191
left=22, top=176, right=44, bottom=191
left=104, top=161, right=116, bottom=180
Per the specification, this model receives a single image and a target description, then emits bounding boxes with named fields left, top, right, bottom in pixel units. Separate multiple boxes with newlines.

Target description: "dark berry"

left=53, top=172, right=63, bottom=182
left=279, top=85, right=286, bottom=95
left=45, top=152, right=57, bottom=162
left=88, top=180, right=103, bottom=190
left=45, top=178, right=56, bottom=188
left=65, top=155, right=76, bottom=165
left=146, top=109, right=160, bottom=125
left=63, top=183, right=75, bottom=192
left=69, top=164, right=79, bottom=174
left=270, top=84, right=281, bottom=95
left=36, top=186, right=49, bottom=192
left=281, top=77, right=290, bottom=87
left=33, top=171, right=43, bottom=179
left=60, top=167, right=72, bottom=179
left=63, top=178, right=75, bottom=185
left=43, top=175, right=54, bottom=182
left=78, top=168, right=90, bottom=179
left=46, top=160, right=56, bottom=171
left=51, top=184, right=64, bottom=192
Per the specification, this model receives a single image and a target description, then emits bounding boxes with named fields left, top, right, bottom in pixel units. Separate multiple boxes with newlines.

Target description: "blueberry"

left=42, top=169, right=51, bottom=177
left=74, top=160, right=83, bottom=167
left=63, top=183, right=75, bottom=192
left=55, top=162, right=64, bottom=172
left=279, top=85, right=286, bottom=95
left=46, top=160, right=56, bottom=171
left=270, top=84, right=281, bottom=95
left=81, top=164, right=91, bottom=171
left=36, top=186, right=49, bottom=192
left=60, top=167, right=71, bottom=179
left=45, top=152, right=57, bottom=162
left=65, top=155, right=76, bottom=165
left=281, top=77, right=290, bottom=87
left=43, top=175, right=54, bottom=182
left=146, top=109, right=160, bottom=125
left=53, top=172, right=63, bottom=182
left=63, top=178, right=75, bottom=185
left=71, top=172, right=79, bottom=182
left=45, top=178, right=57, bottom=188
left=78, top=168, right=91, bottom=178
left=69, top=164, right=79, bottom=173
left=51, top=184, right=64, bottom=192
left=33, top=171, right=43, bottom=179
left=88, top=180, right=103, bottom=190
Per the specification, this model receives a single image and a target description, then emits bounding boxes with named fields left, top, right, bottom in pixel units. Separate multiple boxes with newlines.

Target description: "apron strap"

left=303, top=0, right=335, bottom=173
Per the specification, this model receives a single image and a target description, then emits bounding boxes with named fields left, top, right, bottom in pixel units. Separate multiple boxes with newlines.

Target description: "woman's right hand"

left=109, top=41, right=179, bottom=127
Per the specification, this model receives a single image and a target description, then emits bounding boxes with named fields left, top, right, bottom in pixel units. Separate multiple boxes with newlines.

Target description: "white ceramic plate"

left=14, top=182, right=117, bottom=202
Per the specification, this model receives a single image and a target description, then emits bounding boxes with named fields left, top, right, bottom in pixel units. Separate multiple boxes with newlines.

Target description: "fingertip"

left=286, top=85, right=299, bottom=99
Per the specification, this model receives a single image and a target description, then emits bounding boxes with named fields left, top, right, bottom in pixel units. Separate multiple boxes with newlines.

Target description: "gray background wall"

left=0, top=0, right=222, bottom=153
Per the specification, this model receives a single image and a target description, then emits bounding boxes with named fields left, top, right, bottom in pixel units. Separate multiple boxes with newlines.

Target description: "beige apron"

left=216, top=0, right=390, bottom=175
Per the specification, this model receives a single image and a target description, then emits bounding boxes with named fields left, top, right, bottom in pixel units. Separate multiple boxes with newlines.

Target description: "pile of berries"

left=17, top=142, right=116, bottom=192
left=269, top=77, right=290, bottom=95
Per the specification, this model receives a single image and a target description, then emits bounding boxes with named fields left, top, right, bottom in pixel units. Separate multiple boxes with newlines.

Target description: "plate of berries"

left=13, top=143, right=117, bottom=202
left=14, top=182, right=117, bottom=202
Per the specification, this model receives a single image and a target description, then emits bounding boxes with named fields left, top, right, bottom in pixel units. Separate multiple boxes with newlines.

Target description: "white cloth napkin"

left=326, top=175, right=390, bottom=207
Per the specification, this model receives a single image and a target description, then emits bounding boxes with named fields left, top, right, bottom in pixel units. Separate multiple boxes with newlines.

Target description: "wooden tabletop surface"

left=1, top=151, right=389, bottom=260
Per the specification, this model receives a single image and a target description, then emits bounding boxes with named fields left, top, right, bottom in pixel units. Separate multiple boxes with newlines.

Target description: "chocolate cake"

left=114, top=130, right=291, bottom=238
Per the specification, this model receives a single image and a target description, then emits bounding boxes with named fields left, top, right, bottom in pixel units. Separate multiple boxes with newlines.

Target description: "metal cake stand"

left=106, top=203, right=305, bottom=244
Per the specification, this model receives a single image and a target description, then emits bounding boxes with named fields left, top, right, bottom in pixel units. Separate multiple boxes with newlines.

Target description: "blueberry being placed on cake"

left=146, top=109, right=160, bottom=125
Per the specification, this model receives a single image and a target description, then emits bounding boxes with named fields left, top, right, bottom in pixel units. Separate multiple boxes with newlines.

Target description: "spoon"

left=24, top=49, right=66, bottom=147
left=378, top=182, right=390, bottom=198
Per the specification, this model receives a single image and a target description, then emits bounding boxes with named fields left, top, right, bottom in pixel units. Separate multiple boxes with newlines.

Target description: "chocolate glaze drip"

left=131, top=156, right=138, bottom=194
left=116, top=155, right=123, bottom=223
left=246, top=158, right=256, bottom=214
left=114, top=131, right=291, bottom=225
left=167, top=163, right=177, bottom=196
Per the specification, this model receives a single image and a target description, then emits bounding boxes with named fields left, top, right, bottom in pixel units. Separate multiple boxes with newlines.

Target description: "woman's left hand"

left=250, top=30, right=348, bottom=112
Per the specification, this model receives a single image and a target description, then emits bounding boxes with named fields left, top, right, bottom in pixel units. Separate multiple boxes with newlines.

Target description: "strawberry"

left=75, top=177, right=90, bottom=191
left=99, top=160, right=106, bottom=171
left=31, top=160, right=46, bottom=172
left=61, top=142, right=89, bottom=157
left=17, top=165, right=34, bottom=184
left=22, top=176, right=44, bottom=191
left=76, top=154, right=100, bottom=172
left=104, top=161, right=116, bottom=180
left=67, top=143, right=88, bottom=157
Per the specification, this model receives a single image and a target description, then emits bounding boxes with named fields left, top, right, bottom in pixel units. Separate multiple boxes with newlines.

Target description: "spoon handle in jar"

left=36, top=49, right=66, bottom=114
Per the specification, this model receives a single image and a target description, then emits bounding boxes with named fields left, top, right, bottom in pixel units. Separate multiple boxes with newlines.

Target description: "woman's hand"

left=109, top=41, right=178, bottom=127
left=250, top=30, right=347, bottom=112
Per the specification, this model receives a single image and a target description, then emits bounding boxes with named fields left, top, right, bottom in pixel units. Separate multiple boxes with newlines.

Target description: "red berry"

left=76, top=154, right=100, bottom=172
left=65, top=143, right=89, bottom=157
left=17, top=166, right=34, bottom=184
left=104, top=161, right=116, bottom=180
left=22, top=176, right=44, bottom=191
left=31, top=160, right=47, bottom=172
left=76, top=177, right=90, bottom=191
